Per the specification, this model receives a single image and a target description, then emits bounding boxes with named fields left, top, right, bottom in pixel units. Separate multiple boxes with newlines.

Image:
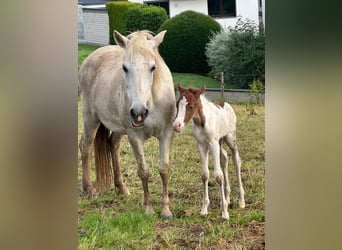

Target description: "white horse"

left=78, top=30, right=176, bottom=218
left=172, top=84, right=245, bottom=220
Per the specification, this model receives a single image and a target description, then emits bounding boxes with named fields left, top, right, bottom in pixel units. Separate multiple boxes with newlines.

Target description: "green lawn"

left=78, top=103, right=265, bottom=249
left=78, top=44, right=238, bottom=89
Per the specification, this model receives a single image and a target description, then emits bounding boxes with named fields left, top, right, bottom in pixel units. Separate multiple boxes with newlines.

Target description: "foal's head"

left=114, top=30, right=167, bottom=127
left=172, top=84, right=205, bottom=132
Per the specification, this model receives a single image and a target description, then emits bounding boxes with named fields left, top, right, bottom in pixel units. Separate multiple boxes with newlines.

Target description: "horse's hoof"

left=117, top=187, right=131, bottom=196
left=85, top=187, right=98, bottom=198
left=161, top=214, right=173, bottom=220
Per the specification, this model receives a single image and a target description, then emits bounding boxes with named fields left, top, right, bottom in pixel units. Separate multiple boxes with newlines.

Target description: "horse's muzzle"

left=130, top=108, right=149, bottom=127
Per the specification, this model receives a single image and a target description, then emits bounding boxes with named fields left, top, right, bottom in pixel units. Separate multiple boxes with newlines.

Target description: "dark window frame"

left=207, top=0, right=236, bottom=18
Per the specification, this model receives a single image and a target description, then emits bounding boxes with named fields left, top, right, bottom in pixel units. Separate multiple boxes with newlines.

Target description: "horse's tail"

left=94, top=123, right=113, bottom=192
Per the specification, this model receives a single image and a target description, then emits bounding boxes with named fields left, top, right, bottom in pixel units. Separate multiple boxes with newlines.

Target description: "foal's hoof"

left=239, top=199, right=246, bottom=209
left=161, top=214, right=173, bottom=220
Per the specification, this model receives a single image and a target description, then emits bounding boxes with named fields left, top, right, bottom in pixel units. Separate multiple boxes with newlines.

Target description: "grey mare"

left=79, top=30, right=176, bottom=218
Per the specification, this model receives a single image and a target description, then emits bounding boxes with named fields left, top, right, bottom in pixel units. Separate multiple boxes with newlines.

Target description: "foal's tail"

left=94, top=123, right=113, bottom=192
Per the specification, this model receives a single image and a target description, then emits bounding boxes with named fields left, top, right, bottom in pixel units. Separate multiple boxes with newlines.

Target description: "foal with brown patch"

left=172, top=84, right=245, bottom=220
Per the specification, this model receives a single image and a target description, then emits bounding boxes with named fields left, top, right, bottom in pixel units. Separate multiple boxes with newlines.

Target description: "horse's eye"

left=122, top=65, right=128, bottom=73
left=150, top=65, right=156, bottom=72
left=188, top=105, right=193, bottom=111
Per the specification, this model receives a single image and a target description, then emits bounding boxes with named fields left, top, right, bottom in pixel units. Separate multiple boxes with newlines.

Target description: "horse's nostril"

left=130, top=108, right=148, bottom=120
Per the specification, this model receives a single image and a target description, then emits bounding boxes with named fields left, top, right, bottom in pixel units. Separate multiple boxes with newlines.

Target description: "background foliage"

left=125, top=4, right=168, bottom=34
left=158, top=10, right=221, bottom=74
left=106, top=1, right=138, bottom=45
left=205, top=18, right=265, bottom=88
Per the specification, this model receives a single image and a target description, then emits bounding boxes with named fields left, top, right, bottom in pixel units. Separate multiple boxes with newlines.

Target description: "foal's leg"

left=127, top=134, right=154, bottom=214
left=227, top=134, right=245, bottom=208
left=109, top=133, right=130, bottom=195
left=79, top=116, right=100, bottom=197
left=197, top=143, right=210, bottom=216
left=158, top=129, right=174, bottom=219
left=220, top=146, right=231, bottom=205
left=210, top=141, right=229, bottom=220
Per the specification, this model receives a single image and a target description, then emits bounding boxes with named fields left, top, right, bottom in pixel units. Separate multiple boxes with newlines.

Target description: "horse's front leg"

left=197, top=143, right=210, bottom=216
left=210, top=141, right=229, bottom=220
left=158, top=128, right=174, bottom=219
left=128, top=134, right=154, bottom=215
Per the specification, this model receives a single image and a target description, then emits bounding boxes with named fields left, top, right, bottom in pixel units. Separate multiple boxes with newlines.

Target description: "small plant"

left=246, top=79, right=264, bottom=115
left=248, top=79, right=265, bottom=105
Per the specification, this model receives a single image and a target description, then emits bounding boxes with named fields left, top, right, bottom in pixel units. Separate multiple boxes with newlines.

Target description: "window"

left=207, top=0, right=236, bottom=18
left=145, top=1, right=170, bottom=16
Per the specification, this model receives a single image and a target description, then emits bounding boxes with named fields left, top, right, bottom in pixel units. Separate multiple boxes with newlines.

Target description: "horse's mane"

left=125, top=30, right=159, bottom=60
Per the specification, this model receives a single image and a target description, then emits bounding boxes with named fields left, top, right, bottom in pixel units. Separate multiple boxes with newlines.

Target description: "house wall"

left=169, top=0, right=208, bottom=16
left=83, top=7, right=109, bottom=45
left=215, top=0, right=260, bottom=29
left=78, top=5, right=85, bottom=43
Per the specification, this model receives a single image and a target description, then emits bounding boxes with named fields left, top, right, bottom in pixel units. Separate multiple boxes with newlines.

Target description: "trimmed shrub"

left=106, top=1, right=139, bottom=45
left=157, top=11, right=221, bottom=74
left=125, top=4, right=168, bottom=34
left=205, top=18, right=265, bottom=88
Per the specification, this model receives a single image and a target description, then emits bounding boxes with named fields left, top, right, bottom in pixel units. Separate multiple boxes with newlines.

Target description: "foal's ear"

left=152, top=30, right=167, bottom=48
left=114, top=30, right=129, bottom=48
left=177, top=83, right=185, bottom=93
left=194, top=85, right=206, bottom=98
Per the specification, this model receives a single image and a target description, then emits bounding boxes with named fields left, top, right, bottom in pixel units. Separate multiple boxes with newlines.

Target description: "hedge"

left=125, top=4, right=168, bottom=34
left=106, top=1, right=139, bottom=45
left=157, top=11, right=221, bottom=74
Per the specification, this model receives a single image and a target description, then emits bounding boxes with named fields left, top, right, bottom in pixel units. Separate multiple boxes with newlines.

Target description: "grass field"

left=78, top=105, right=265, bottom=249
left=78, top=44, right=265, bottom=249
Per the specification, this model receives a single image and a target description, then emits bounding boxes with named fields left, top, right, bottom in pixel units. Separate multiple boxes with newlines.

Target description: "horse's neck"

left=193, top=95, right=207, bottom=127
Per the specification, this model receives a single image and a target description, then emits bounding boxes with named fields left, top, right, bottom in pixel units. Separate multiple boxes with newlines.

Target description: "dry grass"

left=78, top=102, right=264, bottom=249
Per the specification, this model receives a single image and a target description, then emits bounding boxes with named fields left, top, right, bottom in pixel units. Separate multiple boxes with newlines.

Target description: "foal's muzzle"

left=130, top=108, right=149, bottom=127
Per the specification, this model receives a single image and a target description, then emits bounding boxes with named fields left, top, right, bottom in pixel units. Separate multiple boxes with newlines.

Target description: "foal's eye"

left=122, top=65, right=128, bottom=73
left=188, top=105, right=193, bottom=111
left=150, top=65, right=156, bottom=72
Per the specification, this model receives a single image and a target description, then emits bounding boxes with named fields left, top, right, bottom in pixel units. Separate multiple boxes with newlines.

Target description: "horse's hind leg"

left=220, top=144, right=231, bottom=205
left=79, top=117, right=100, bottom=197
left=226, top=134, right=245, bottom=208
left=109, top=133, right=130, bottom=195
left=127, top=135, right=154, bottom=215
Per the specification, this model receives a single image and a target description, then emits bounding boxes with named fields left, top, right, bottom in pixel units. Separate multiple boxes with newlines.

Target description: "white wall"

left=169, top=0, right=207, bottom=17
left=215, top=0, right=260, bottom=29
left=136, top=0, right=260, bottom=30
left=83, top=8, right=109, bottom=45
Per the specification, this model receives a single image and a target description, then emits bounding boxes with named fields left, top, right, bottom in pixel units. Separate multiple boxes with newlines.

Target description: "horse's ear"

left=114, top=30, right=129, bottom=48
left=152, top=30, right=167, bottom=48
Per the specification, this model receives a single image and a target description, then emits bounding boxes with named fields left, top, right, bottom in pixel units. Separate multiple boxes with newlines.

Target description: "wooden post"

left=220, top=72, right=224, bottom=99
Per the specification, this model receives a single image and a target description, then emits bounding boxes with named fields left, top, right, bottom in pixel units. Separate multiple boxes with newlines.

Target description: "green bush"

left=205, top=18, right=265, bottom=88
left=157, top=11, right=221, bottom=74
left=125, top=4, right=168, bottom=34
left=106, top=1, right=138, bottom=45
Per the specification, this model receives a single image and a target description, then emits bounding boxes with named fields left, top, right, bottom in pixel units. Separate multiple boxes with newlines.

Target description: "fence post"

left=220, top=72, right=224, bottom=99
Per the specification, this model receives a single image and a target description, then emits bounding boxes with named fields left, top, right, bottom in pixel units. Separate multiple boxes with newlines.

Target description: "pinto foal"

left=172, top=84, right=245, bottom=220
